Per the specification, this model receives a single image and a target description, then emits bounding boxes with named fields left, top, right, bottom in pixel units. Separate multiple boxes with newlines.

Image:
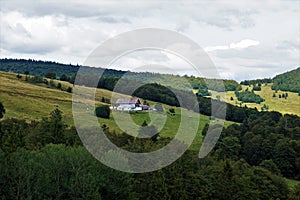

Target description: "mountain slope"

left=272, top=67, right=300, bottom=93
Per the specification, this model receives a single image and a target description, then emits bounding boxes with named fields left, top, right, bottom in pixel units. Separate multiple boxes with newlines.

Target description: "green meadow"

left=210, top=83, right=300, bottom=116
left=0, top=71, right=234, bottom=151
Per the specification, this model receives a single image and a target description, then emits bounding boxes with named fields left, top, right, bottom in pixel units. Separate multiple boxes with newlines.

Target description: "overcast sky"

left=0, top=0, right=299, bottom=81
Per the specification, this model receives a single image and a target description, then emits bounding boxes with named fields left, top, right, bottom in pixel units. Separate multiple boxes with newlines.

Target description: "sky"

left=0, top=0, right=299, bottom=81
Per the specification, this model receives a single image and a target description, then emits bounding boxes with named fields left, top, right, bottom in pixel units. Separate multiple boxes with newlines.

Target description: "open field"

left=0, top=71, right=234, bottom=151
left=210, top=84, right=300, bottom=116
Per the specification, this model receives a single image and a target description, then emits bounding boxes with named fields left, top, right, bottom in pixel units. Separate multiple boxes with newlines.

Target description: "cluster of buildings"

left=110, top=98, right=150, bottom=111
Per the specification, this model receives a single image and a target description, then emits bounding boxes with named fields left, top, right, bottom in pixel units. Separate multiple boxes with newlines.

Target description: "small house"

left=116, top=98, right=141, bottom=107
left=114, top=98, right=149, bottom=111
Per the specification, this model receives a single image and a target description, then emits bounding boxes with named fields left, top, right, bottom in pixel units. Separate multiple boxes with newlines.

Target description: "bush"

left=16, top=74, right=22, bottom=79
left=235, top=91, right=264, bottom=104
left=57, top=83, right=62, bottom=89
left=95, top=105, right=110, bottom=119
left=253, top=85, right=261, bottom=91
left=45, top=71, right=56, bottom=79
left=66, top=87, right=72, bottom=93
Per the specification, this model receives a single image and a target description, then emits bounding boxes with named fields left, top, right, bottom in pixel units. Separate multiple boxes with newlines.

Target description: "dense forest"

left=0, top=101, right=299, bottom=199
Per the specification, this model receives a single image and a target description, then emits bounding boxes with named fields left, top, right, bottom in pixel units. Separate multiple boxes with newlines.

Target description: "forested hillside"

left=241, top=67, right=300, bottom=93
left=272, top=67, right=300, bottom=93
left=0, top=58, right=241, bottom=92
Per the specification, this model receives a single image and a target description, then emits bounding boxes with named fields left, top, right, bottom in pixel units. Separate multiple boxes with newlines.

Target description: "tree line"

left=0, top=100, right=299, bottom=199
left=240, top=67, right=300, bottom=93
left=0, top=58, right=242, bottom=94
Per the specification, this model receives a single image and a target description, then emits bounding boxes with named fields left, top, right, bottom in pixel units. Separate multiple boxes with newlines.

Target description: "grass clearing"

left=210, top=84, right=300, bottom=116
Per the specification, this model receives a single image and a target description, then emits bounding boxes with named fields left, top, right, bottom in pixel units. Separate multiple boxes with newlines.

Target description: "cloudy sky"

left=0, top=0, right=299, bottom=81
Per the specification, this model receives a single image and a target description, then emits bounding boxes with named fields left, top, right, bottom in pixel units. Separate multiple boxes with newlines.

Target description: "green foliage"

left=66, top=86, right=72, bottom=93
left=214, top=136, right=241, bottom=160
left=100, top=96, right=110, bottom=104
left=0, top=145, right=136, bottom=200
left=28, top=75, right=47, bottom=84
left=240, top=78, right=272, bottom=86
left=259, top=160, right=281, bottom=176
left=272, top=67, right=300, bottom=93
left=45, top=71, right=56, bottom=79
left=252, top=85, right=261, bottom=91
left=289, top=184, right=300, bottom=200
left=169, top=108, right=175, bottom=114
left=57, top=82, right=62, bottom=89
left=59, top=74, right=69, bottom=81
left=205, top=79, right=242, bottom=91
left=16, top=74, right=22, bottom=79
left=0, top=102, right=299, bottom=199
left=95, top=105, right=110, bottom=119
left=261, top=104, right=269, bottom=111
left=235, top=90, right=264, bottom=104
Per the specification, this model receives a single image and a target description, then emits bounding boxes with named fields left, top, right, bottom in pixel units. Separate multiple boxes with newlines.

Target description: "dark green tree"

left=24, top=70, right=29, bottom=81
left=49, top=108, right=65, bottom=144
left=57, top=83, right=62, bottom=89
left=259, top=160, right=281, bottom=175
left=59, top=74, right=69, bottom=81
left=45, top=71, right=56, bottom=79
left=66, top=87, right=72, bottom=93
left=16, top=74, right=22, bottom=79
left=0, top=102, right=5, bottom=118
left=95, top=105, right=110, bottom=119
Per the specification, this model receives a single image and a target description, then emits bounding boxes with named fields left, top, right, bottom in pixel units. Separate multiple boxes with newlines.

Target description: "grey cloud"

left=277, top=40, right=300, bottom=50
left=96, top=16, right=131, bottom=24
left=0, top=0, right=299, bottom=81
left=197, top=9, right=257, bottom=30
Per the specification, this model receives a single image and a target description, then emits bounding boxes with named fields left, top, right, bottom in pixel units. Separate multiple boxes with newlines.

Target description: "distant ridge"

left=272, top=67, right=300, bottom=93
left=0, top=58, right=241, bottom=92
left=240, top=67, right=300, bottom=93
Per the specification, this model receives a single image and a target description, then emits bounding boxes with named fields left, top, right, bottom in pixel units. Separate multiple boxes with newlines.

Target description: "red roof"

left=116, top=98, right=140, bottom=104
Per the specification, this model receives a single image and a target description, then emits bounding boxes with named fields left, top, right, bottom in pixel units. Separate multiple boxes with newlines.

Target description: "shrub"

left=95, top=105, right=110, bottom=119
left=169, top=108, right=175, bottom=114
left=57, top=83, right=62, bottom=89
left=66, top=87, right=72, bottom=93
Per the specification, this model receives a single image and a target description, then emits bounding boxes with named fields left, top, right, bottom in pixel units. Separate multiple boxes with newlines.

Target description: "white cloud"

left=204, top=39, right=260, bottom=52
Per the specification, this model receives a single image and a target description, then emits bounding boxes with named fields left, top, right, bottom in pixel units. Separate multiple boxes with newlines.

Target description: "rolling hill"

left=272, top=67, right=300, bottom=93
left=0, top=71, right=235, bottom=151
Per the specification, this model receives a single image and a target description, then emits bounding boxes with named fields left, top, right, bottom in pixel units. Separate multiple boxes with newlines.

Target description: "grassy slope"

left=0, top=71, right=233, bottom=151
left=210, top=84, right=300, bottom=116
